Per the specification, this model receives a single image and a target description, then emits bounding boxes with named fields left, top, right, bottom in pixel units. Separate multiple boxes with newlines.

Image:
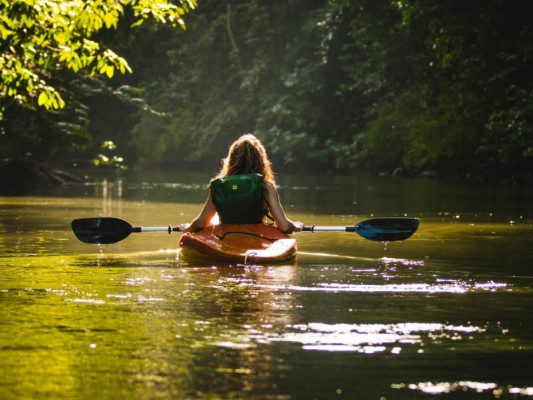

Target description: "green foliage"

left=0, top=73, right=92, bottom=160
left=364, top=85, right=482, bottom=171
left=93, top=140, right=128, bottom=175
left=0, top=0, right=196, bottom=112
left=130, top=0, right=332, bottom=170
left=2, top=0, right=532, bottom=183
left=122, top=0, right=531, bottom=181
left=358, top=0, right=533, bottom=179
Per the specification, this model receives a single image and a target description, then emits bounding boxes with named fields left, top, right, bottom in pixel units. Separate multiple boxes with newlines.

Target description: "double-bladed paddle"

left=71, top=217, right=419, bottom=245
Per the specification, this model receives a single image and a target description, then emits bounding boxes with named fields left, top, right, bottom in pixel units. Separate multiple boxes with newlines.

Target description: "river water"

left=0, top=172, right=532, bottom=399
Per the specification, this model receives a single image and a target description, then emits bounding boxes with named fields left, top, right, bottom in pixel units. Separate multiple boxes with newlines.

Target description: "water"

left=0, top=173, right=532, bottom=399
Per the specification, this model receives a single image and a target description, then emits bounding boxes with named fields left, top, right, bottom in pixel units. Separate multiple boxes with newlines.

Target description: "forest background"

left=1, top=0, right=532, bottom=188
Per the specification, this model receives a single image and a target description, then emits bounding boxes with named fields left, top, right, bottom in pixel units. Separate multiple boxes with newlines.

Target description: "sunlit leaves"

left=101, top=141, right=117, bottom=151
left=96, top=49, right=132, bottom=78
left=37, top=88, right=65, bottom=110
left=132, top=0, right=197, bottom=27
left=93, top=141, right=128, bottom=175
left=0, top=0, right=197, bottom=112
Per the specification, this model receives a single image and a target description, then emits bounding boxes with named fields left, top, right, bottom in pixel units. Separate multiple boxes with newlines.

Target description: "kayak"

left=179, top=224, right=297, bottom=264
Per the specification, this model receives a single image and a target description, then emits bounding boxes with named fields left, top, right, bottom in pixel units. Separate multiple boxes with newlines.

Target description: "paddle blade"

left=72, top=217, right=133, bottom=244
left=354, top=217, right=419, bottom=242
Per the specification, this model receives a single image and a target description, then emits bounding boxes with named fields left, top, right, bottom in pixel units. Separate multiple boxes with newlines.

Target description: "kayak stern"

left=179, top=224, right=297, bottom=264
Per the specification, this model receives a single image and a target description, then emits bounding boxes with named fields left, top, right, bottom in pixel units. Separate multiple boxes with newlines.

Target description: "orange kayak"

left=179, top=224, right=297, bottom=264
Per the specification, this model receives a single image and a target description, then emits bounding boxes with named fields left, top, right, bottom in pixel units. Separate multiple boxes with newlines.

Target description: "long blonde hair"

left=215, top=133, right=275, bottom=183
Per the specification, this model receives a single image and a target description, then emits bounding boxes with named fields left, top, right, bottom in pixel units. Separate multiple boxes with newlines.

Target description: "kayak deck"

left=179, top=224, right=297, bottom=264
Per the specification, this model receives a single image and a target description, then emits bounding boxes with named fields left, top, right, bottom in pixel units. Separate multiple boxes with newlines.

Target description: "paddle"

left=71, top=217, right=181, bottom=244
left=72, top=217, right=419, bottom=245
left=302, top=217, right=419, bottom=242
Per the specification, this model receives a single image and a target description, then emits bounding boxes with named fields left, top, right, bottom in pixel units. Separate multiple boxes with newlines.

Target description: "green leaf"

left=103, top=13, right=118, bottom=29
left=106, top=65, right=114, bottom=78
left=37, top=91, right=48, bottom=106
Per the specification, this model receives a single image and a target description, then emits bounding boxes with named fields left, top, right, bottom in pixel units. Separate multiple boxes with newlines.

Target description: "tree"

left=3, top=0, right=531, bottom=183
left=130, top=0, right=331, bottom=170
left=0, top=0, right=196, bottom=114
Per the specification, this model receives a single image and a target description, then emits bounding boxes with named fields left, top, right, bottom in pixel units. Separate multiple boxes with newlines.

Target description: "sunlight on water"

left=248, top=280, right=508, bottom=293
left=213, top=321, right=494, bottom=354
left=392, top=381, right=533, bottom=398
left=275, top=322, right=485, bottom=352
left=381, top=256, right=424, bottom=266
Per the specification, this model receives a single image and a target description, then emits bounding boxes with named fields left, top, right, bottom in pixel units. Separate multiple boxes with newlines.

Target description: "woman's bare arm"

left=178, top=192, right=217, bottom=232
left=265, top=181, right=302, bottom=233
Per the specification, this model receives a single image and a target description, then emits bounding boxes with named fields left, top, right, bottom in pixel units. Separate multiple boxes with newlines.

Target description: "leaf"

left=101, top=141, right=116, bottom=150
left=130, top=19, right=144, bottom=28
left=37, top=91, right=48, bottom=106
left=55, top=93, right=65, bottom=109
left=117, top=57, right=132, bottom=73
left=50, top=96, right=59, bottom=109
left=103, top=13, right=118, bottom=29
left=106, top=65, right=114, bottom=78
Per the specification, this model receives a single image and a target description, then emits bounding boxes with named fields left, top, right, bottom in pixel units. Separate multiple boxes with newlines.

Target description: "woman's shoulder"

left=263, top=179, right=278, bottom=192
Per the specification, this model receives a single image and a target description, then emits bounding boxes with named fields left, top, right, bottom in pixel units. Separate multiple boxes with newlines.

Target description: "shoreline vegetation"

left=0, top=156, right=527, bottom=198
left=1, top=1, right=532, bottom=188
left=0, top=158, right=83, bottom=194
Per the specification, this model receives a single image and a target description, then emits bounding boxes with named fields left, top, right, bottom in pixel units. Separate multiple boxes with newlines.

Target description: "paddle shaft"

left=133, top=226, right=181, bottom=233
left=303, top=225, right=357, bottom=232
left=142, top=226, right=353, bottom=233
left=139, top=225, right=410, bottom=235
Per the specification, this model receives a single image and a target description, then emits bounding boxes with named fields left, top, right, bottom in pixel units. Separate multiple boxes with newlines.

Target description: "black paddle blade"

left=71, top=217, right=133, bottom=244
left=354, top=217, right=419, bottom=242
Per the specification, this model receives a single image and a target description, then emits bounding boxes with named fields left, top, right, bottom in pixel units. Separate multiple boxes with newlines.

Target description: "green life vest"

left=211, top=174, right=266, bottom=224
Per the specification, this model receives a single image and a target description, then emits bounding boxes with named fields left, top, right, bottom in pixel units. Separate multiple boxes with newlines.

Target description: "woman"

left=178, top=134, right=302, bottom=234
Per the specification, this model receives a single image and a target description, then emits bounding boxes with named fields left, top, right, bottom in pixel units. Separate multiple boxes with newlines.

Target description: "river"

left=0, top=171, right=532, bottom=399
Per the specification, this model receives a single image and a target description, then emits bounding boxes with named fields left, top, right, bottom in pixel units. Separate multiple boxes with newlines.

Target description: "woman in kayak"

left=178, top=133, right=302, bottom=233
